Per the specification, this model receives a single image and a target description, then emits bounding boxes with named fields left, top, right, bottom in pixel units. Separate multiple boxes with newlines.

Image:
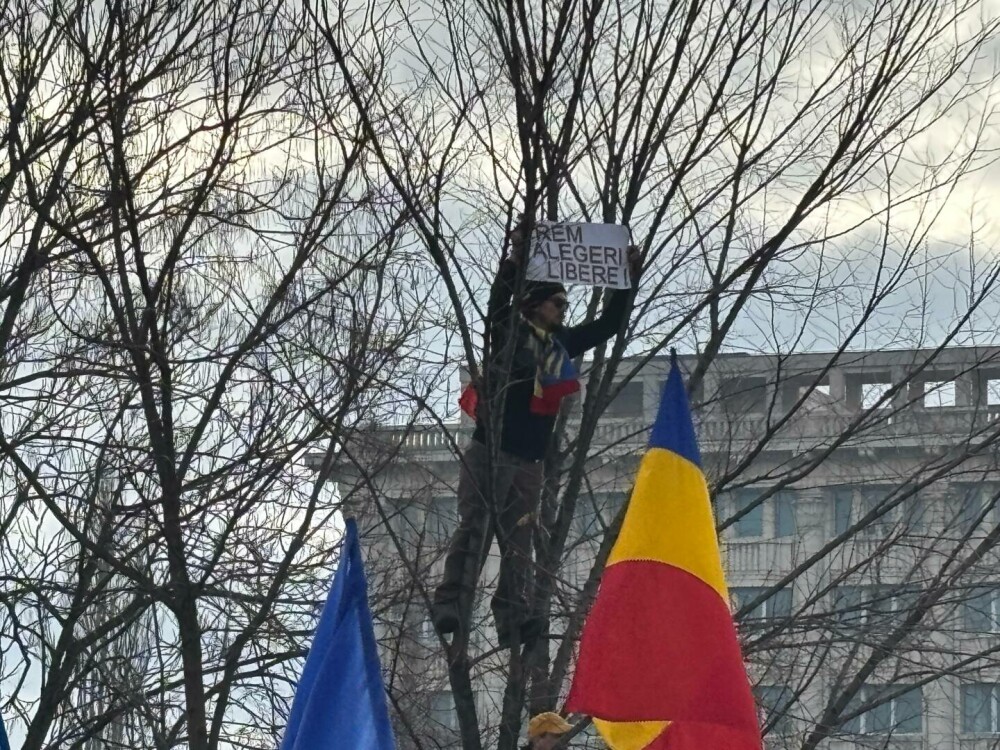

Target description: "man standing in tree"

left=432, top=219, right=641, bottom=648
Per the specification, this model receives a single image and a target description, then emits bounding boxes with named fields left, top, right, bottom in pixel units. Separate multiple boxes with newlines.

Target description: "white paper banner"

left=525, top=222, right=631, bottom=289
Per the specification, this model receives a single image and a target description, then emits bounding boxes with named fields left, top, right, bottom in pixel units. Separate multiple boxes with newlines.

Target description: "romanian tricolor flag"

left=565, top=357, right=761, bottom=750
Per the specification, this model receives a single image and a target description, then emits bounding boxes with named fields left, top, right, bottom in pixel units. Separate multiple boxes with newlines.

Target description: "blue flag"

left=280, top=518, right=396, bottom=750
left=0, top=712, right=9, bottom=750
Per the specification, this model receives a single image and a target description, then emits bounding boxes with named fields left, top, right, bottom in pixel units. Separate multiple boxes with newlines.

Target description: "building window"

left=861, top=381, right=893, bottom=409
left=834, top=586, right=865, bottom=624
left=858, top=487, right=880, bottom=522
left=858, top=487, right=891, bottom=537
left=390, top=500, right=423, bottom=543
left=428, top=690, right=459, bottom=733
left=575, top=491, right=628, bottom=539
left=755, top=685, right=794, bottom=735
left=732, top=586, right=792, bottom=621
left=906, top=491, right=928, bottom=532
left=605, top=381, right=644, bottom=418
left=963, top=587, right=1000, bottom=633
left=724, top=488, right=801, bottom=539
left=733, top=490, right=764, bottom=537
left=661, top=377, right=704, bottom=408
left=427, top=495, right=458, bottom=545
left=834, top=585, right=919, bottom=628
left=962, top=683, right=1000, bottom=733
left=957, top=486, right=991, bottom=532
left=842, top=684, right=922, bottom=735
left=833, top=488, right=853, bottom=535
left=775, top=491, right=796, bottom=537
left=923, top=380, right=956, bottom=408
left=831, top=486, right=897, bottom=537
left=719, top=375, right=768, bottom=414
left=988, top=378, right=1000, bottom=407
left=574, top=494, right=600, bottom=539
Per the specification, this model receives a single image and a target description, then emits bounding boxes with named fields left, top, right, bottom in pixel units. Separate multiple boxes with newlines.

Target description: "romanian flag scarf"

left=524, top=321, right=579, bottom=415
left=458, top=321, right=580, bottom=418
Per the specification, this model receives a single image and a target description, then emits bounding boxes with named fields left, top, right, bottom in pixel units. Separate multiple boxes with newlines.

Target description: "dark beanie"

left=521, top=281, right=567, bottom=308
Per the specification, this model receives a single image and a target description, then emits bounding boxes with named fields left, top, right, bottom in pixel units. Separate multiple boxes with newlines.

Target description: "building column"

left=955, top=371, right=982, bottom=409
left=828, top=367, right=847, bottom=407
left=891, top=365, right=911, bottom=410
left=789, top=488, right=830, bottom=740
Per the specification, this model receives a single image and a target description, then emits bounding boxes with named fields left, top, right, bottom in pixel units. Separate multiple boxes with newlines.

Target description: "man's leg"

left=432, top=441, right=510, bottom=634
left=491, top=455, right=544, bottom=647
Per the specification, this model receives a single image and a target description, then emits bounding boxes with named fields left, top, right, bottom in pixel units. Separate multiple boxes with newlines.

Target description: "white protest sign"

left=525, top=222, right=631, bottom=289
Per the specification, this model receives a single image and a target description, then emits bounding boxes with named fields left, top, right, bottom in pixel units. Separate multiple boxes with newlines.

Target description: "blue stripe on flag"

left=649, top=356, right=702, bottom=467
left=280, top=519, right=396, bottom=750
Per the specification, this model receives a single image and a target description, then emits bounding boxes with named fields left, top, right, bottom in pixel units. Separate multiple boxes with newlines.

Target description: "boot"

left=496, top=615, right=544, bottom=649
left=432, top=600, right=461, bottom=636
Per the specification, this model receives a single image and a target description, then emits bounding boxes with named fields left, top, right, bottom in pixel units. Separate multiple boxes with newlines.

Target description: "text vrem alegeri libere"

left=530, top=226, right=630, bottom=287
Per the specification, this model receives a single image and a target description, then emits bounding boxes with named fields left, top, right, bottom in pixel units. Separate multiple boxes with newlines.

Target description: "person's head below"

left=526, top=712, right=573, bottom=749
left=520, top=281, right=569, bottom=332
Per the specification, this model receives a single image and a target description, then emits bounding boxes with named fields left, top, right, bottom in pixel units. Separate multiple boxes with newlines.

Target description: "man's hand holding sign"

left=526, top=221, right=636, bottom=289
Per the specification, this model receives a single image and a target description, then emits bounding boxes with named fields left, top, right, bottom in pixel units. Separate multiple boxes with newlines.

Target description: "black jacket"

left=471, top=260, right=633, bottom=461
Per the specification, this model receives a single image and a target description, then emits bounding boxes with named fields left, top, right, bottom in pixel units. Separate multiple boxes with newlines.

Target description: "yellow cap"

left=528, top=712, right=573, bottom=738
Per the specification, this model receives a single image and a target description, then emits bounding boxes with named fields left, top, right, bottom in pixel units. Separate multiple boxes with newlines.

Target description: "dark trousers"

left=434, top=440, right=544, bottom=631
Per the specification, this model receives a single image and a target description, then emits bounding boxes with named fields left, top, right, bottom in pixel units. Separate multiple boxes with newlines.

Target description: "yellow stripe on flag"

left=593, top=719, right=669, bottom=750
left=607, top=447, right=727, bottom=600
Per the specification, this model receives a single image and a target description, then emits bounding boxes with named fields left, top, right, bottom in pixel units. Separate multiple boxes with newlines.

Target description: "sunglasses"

left=548, top=297, right=569, bottom=310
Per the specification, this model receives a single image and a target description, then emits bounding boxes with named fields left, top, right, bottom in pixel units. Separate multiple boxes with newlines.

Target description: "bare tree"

left=0, top=1, right=432, bottom=748
left=4, top=0, right=1000, bottom=748
left=315, top=0, right=1000, bottom=748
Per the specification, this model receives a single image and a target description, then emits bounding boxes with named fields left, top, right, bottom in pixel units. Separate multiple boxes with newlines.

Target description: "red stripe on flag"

left=645, top=721, right=762, bottom=750
left=566, top=560, right=759, bottom=739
